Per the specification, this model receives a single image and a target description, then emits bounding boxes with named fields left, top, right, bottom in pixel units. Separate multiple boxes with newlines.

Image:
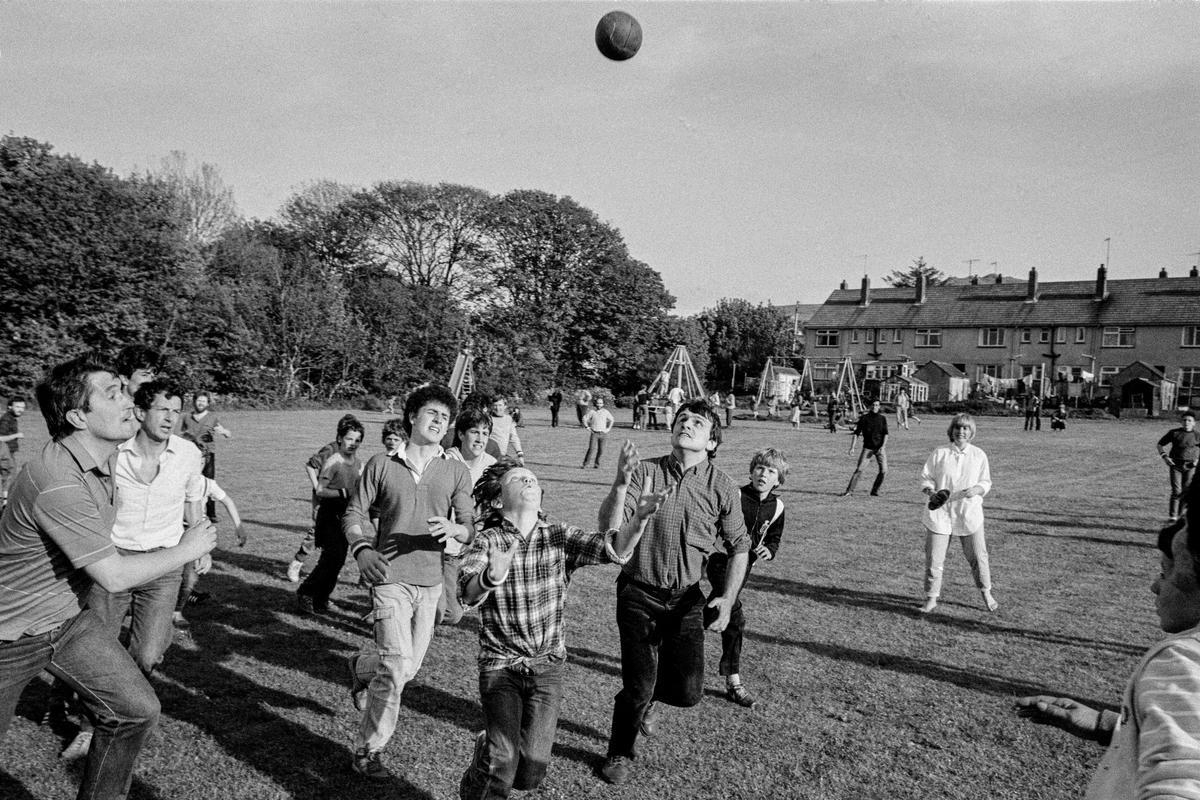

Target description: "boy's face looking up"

left=498, top=467, right=542, bottom=513
left=750, top=464, right=781, bottom=498
left=461, top=424, right=491, bottom=459
left=409, top=402, right=451, bottom=446
left=671, top=410, right=715, bottom=456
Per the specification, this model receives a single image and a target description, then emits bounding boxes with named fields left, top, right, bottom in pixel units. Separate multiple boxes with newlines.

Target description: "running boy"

left=706, top=448, right=788, bottom=708
left=457, top=458, right=666, bottom=800
left=288, top=414, right=363, bottom=582
left=441, top=407, right=497, bottom=625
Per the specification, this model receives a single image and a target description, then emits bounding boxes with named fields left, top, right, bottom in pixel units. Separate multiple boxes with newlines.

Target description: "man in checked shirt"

left=457, top=458, right=666, bottom=800
left=595, top=399, right=750, bottom=785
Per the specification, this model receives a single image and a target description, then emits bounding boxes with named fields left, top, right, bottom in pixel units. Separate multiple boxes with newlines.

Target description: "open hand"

left=615, top=440, right=639, bottom=487
left=1015, top=695, right=1102, bottom=739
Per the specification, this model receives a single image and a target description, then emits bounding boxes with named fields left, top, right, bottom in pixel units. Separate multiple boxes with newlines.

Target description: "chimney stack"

left=995, top=273, right=1003, bottom=284
left=970, top=275, right=979, bottom=285
left=839, top=279, right=848, bottom=290
left=859, top=275, right=871, bottom=306
left=1191, top=265, right=1198, bottom=278
left=1026, top=267, right=1038, bottom=301
left=1095, top=264, right=1108, bottom=300
left=914, top=272, right=927, bottom=304
left=1159, top=267, right=1169, bottom=278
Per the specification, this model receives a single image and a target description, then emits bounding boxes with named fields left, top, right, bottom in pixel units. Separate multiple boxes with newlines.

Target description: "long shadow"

left=242, top=517, right=310, bottom=534
left=0, top=772, right=40, bottom=800
left=995, top=524, right=1152, bottom=547
left=745, top=630, right=1116, bottom=713
left=988, top=511, right=1154, bottom=538
left=745, top=574, right=1147, bottom=657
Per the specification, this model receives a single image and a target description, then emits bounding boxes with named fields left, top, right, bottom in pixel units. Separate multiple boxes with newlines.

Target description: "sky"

left=2, top=2, right=1198, bottom=314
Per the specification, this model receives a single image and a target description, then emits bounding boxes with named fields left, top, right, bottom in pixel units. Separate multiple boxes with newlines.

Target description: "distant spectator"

left=575, top=388, right=592, bottom=427
left=1157, top=411, right=1199, bottom=522
left=485, top=395, right=524, bottom=466
left=547, top=387, right=563, bottom=428
left=1050, top=404, right=1068, bottom=432
left=582, top=396, right=615, bottom=469
left=1023, top=394, right=1042, bottom=432
left=0, top=395, right=27, bottom=456
left=725, top=392, right=737, bottom=429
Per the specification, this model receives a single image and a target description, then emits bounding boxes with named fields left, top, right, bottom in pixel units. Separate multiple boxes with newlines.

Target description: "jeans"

left=583, top=431, right=607, bottom=467
left=1169, top=465, right=1196, bottom=519
left=297, top=501, right=350, bottom=609
left=460, top=661, right=565, bottom=799
left=705, top=556, right=747, bottom=677
left=1024, top=410, right=1041, bottom=431
left=0, top=609, right=160, bottom=800
left=845, top=446, right=887, bottom=494
left=924, top=530, right=992, bottom=599
left=88, top=561, right=183, bottom=675
left=607, top=576, right=704, bottom=759
left=550, top=406, right=560, bottom=427
left=438, top=555, right=464, bottom=625
left=352, top=581, right=442, bottom=753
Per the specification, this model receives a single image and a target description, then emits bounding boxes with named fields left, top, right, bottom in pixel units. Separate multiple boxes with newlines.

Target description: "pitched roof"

left=805, top=276, right=1200, bottom=328
left=916, top=360, right=967, bottom=378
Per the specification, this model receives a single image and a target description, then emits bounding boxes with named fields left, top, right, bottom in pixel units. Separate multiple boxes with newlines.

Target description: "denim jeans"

left=1169, top=465, right=1196, bottom=518
left=437, top=556, right=464, bottom=625
left=352, top=581, right=442, bottom=753
left=460, top=661, right=565, bottom=799
left=0, top=608, right=160, bottom=800
left=87, top=560, right=183, bottom=675
left=607, top=576, right=704, bottom=759
left=846, top=446, right=887, bottom=494
left=924, top=530, right=992, bottom=599
left=583, top=431, right=607, bottom=467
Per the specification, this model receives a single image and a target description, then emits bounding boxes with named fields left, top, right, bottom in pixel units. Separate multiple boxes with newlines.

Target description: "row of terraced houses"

left=783, top=265, right=1200, bottom=409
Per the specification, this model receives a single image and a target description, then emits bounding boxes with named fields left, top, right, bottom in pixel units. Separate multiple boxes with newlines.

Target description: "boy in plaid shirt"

left=457, top=458, right=665, bottom=800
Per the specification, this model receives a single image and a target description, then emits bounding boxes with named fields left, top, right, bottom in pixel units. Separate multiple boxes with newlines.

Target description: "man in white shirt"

left=88, top=380, right=209, bottom=674
left=582, top=396, right=616, bottom=469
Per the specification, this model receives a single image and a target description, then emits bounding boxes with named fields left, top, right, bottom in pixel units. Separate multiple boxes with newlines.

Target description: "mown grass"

left=0, top=405, right=1178, bottom=799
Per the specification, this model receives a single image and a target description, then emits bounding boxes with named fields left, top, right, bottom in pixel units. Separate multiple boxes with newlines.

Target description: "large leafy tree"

left=141, top=151, right=241, bottom=249
left=884, top=256, right=948, bottom=288
left=0, top=136, right=192, bottom=394
left=696, top=299, right=790, bottom=390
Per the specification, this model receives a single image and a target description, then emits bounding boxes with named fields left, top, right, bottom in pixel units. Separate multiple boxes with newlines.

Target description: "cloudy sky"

left=2, top=2, right=1198, bottom=313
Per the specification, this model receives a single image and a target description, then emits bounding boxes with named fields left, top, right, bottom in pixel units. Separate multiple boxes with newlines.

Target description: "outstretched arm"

left=1015, top=696, right=1116, bottom=745
left=599, top=440, right=640, bottom=530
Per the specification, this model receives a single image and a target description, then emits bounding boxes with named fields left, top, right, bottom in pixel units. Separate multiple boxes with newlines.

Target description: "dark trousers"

left=549, top=405, right=560, bottom=427
left=607, top=576, right=704, bottom=759
left=460, top=661, right=564, bottom=799
left=298, top=501, right=349, bottom=609
left=1024, top=410, right=1041, bottom=431
left=583, top=431, right=607, bottom=467
left=0, top=609, right=160, bottom=800
left=200, top=452, right=217, bottom=522
left=845, top=447, right=887, bottom=494
left=705, top=555, right=748, bottom=677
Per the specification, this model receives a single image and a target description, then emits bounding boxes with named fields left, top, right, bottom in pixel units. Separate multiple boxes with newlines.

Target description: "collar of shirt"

left=118, top=434, right=185, bottom=461
left=60, top=434, right=113, bottom=478
left=391, top=445, right=447, bottom=480
left=664, top=453, right=710, bottom=481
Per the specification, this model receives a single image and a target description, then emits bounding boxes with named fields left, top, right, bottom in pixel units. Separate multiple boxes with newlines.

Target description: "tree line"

left=0, top=135, right=793, bottom=403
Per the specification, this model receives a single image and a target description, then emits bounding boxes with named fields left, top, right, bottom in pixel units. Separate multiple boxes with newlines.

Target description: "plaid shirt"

left=621, top=454, right=749, bottom=590
left=459, top=517, right=623, bottom=671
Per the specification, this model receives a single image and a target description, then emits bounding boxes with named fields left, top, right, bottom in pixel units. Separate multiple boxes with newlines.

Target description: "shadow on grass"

left=0, top=772, right=41, bottom=800
left=747, top=630, right=1116, bottom=712
left=993, top=522, right=1153, bottom=547
left=745, top=574, right=1146, bottom=657
left=242, top=516, right=311, bottom=534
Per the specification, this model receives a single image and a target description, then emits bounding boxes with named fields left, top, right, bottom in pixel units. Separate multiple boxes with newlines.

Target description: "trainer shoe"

left=286, top=560, right=303, bottom=583
left=352, top=748, right=390, bottom=780
left=639, top=701, right=659, bottom=737
left=920, top=597, right=938, bottom=614
left=725, top=684, right=757, bottom=708
left=60, top=730, right=92, bottom=761
left=297, top=593, right=316, bottom=615
left=599, top=755, right=632, bottom=785
left=347, top=654, right=369, bottom=712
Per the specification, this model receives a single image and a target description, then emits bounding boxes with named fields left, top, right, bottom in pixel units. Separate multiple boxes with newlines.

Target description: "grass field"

left=0, top=404, right=1180, bottom=800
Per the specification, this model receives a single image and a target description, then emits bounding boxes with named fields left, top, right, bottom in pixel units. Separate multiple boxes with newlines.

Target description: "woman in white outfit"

left=919, top=413, right=997, bottom=614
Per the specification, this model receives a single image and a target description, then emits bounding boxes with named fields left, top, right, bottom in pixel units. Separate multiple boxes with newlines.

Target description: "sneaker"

left=286, top=560, right=303, bottom=583
left=725, top=684, right=757, bottom=708
left=982, top=590, right=999, bottom=613
left=599, top=755, right=632, bottom=785
left=297, top=594, right=316, bottom=615
left=638, top=701, right=659, bottom=737
left=347, top=654, right=369, bottom=712
left=60, top=730, right=92, bottom=761
left=352, top=748, right=390, bottom=780
left=920, top=597, right=938, bottom=614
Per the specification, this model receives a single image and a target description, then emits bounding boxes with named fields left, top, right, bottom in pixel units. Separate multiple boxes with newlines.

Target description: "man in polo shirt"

left=596, top=399, right=750, bottom=785
left=0, top=354, right=215, bottom=800
left=343, top=383, right=475, bottom=780
left=841, top=398, right=889, bottom=497
left=89, top=379, right=209, bottom=674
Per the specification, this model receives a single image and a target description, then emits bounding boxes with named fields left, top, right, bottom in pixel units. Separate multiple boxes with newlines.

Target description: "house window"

left=850, top=329, right=860, bottom=343
left=1183, top=326, right=1200, bottom=348
left=1020, top=329, right=1031, bottom=343
left=914, top=329, right=942, bottom=347
left=865, top=329, right=875, bottom=343
left=978, top=365, right=1001, bottom=379
left=1098, top=366, right=1120, bottom=386
left=1055, top=328, right=1066, bottom=344
left=893, top=329, right=902, bottom=343
left=1075, top=326, right=1087, bottom=343
left=978, top=328, right=1006, bottom=348
left=1179, top=367, right=1200, bottom=392
left=815, top=330, right=839, bottom=348
left=1102, top=326, right=1135, bottom=348
left=1038, top=328, right=1051, bottom=343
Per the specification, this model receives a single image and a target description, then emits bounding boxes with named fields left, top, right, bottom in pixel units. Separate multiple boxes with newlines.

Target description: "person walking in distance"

left=841, top=399, right=888, bottom=497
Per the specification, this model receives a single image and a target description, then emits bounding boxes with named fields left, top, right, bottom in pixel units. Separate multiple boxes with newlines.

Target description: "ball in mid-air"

left=595, top=11, right=642, bottom=61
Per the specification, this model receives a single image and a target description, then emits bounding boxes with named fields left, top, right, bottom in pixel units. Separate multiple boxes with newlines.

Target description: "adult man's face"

left=871, top=401, right=881, bottom=414
left=9, top=401, right=25, bottom=417
left=193, top=394, right=210, bottom=413
left=1153, top=528, right=1200, bottom=634
left=408, top=402, right=451, bottom=446
left=135, top=392, right=182, bottom=444
left=671, top=410, right=715, bottom=456
left=75, top=371, right=137, bottom=443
